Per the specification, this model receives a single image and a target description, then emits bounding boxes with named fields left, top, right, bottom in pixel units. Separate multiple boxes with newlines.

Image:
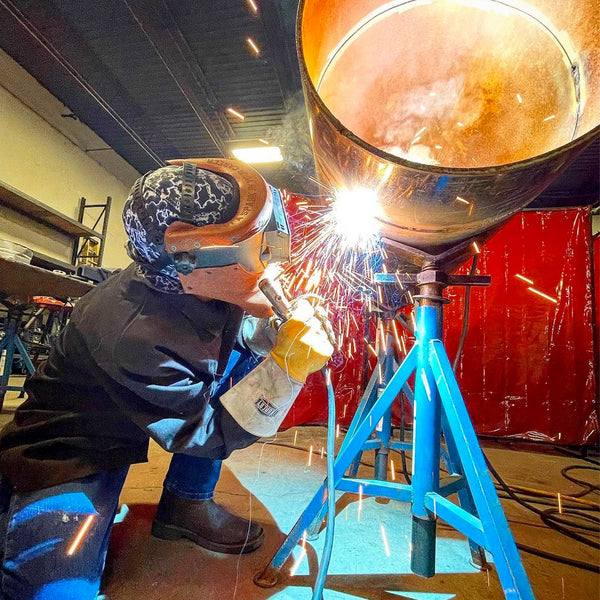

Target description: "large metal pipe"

left=298, top=0, right=599, bottom=255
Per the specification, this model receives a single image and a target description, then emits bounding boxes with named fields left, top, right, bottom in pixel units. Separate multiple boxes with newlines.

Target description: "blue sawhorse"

left=255, top=270, right=535, bottom=600
left=0, top=302, right=36, bottom=409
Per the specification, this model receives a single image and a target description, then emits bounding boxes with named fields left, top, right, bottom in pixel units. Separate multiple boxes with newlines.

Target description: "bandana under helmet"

left=122, top=164, right=239, bottom=293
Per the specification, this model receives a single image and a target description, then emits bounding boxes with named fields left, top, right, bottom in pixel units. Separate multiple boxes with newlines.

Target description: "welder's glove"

left=220, top=298, right=334, bottom=437
left=269, top=298, right=334, bottom=382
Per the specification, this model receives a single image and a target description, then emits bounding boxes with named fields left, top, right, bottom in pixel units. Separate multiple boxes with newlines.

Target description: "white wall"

left=0, top=50, right=140, bottom=269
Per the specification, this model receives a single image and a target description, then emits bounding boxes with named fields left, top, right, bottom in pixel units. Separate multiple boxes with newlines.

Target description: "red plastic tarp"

left=281, top=205, right=598, bottom=446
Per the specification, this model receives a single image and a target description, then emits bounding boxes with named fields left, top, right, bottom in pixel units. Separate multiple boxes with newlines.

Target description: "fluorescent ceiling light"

left=232, top=146, right=283, bottom=164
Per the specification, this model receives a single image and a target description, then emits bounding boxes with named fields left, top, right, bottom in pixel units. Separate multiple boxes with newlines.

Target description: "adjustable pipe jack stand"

left=0, top=300, right=36, bottom=408
left=255, top=266, right=536, bottom=600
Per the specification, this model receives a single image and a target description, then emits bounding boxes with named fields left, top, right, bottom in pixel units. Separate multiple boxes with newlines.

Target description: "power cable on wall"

left=1, top=0, right=165, bottom=168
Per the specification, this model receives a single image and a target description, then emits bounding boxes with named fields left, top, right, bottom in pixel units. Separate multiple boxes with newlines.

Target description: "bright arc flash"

left=330, top=188, right=380, bottom=250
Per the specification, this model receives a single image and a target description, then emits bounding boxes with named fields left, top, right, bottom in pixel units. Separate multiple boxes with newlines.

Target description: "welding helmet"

left=123, top=158, right=290, bottom=317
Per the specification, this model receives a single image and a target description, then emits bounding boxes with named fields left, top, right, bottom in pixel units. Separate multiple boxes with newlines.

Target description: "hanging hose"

left=311, top=368, right=337, bottom=600
left=452, top=254, right=479, bottom=372
left=257, top=279, right=337, bottom=598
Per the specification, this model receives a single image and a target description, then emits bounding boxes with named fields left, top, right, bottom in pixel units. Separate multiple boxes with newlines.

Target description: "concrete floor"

left=1, top=378, right=599, bottom=600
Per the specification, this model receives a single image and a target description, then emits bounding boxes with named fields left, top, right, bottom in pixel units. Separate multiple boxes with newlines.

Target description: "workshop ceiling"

left=0, top=0, right=598, bottom=204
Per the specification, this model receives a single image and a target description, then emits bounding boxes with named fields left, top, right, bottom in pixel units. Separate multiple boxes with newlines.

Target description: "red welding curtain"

left=281, top=206, right=598, bottom=446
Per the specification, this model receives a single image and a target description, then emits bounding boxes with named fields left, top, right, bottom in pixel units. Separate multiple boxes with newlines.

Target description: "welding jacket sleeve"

left=67, top=280, right=266, bottom=461
left=220, top=299, right=334, bottom=437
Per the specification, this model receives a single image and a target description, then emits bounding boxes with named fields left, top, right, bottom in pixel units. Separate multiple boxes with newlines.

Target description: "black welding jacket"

left=0, top=264, right=258, bottom=492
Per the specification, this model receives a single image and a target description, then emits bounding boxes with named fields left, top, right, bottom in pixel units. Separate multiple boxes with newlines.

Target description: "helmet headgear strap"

left=179, top=162, right=198, bottom=224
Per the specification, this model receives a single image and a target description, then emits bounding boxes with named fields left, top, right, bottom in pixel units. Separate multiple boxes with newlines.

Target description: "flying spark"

left=380, top=524, right=391, bottom=557
left=366, top=341, right=378, bottom=358
left=290, top=547, right=307, bottom=576
left=358, top=484, right=364, bottom=521
left=246, top=37, right=260, bottom=55
left=226, top=107, right=245, bottom=120
left=410, top=311, right=417, bottom=332
left=420, top=369, right=432, bottom=400
left=67, top=515, right=95, bottom=556
left=515, top=273, right=534, bottom=285
left=527, top=287, right=558, bottom=303
left=280, top=187, right=392, bottom=363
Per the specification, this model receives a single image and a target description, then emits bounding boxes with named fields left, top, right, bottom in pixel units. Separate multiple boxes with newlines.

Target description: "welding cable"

left=485, top=454, right=600, bottom=548
left=1, top=0, right=165, bottom=167
left=496, top=487, right=599, bottom=511
left=310, top=368, right=337, bottom=600
left=443, top=252, right=600, bottom=565
left=452, top=254, right=479, bottom=372
left=560, top=465, right=600, bottom=494
left=552, top=446, right=600, bottom=466
left=515, top=543, right=599, bottom=573
left=465, top=454, right=600, bottom=573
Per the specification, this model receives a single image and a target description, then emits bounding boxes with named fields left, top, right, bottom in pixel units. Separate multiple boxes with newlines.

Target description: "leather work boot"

left=151, top=489, right=264, bottom=554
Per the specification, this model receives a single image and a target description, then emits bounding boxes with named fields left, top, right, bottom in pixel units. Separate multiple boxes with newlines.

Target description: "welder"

left=0, top=159, right=334, bottom=600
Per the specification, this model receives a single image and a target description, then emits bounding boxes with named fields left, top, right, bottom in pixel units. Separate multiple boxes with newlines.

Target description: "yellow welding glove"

left=269, top=298, right=335, bottom=382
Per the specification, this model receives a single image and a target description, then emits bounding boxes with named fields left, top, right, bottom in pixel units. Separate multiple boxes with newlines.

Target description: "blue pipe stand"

left=345, top=311, right=412, bottom=481
left=255, top=268, right=536, bottom=600
left=0, top=302, right=36, bottom=409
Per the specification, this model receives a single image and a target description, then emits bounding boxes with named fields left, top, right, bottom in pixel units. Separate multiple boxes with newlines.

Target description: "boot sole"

left=151, top=520, right=264, bottom=554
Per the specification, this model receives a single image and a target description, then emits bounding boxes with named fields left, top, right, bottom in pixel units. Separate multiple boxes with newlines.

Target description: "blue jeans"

left=0, top=351, right=260, bottom=599
left=0, top=468, right=129, bottom=600
left=0, top=454, right=222, bottom=600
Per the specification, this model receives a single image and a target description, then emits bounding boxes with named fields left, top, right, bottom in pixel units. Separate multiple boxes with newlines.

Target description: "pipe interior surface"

left=298, top=0, right=599, bottom=253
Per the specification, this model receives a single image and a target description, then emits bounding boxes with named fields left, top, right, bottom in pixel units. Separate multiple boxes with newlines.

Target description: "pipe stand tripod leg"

left=410, top=515, right=437, bottom=577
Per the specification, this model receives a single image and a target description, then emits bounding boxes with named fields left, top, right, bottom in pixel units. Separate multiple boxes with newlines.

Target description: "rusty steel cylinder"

left=297, top=0, right=600, bottom=254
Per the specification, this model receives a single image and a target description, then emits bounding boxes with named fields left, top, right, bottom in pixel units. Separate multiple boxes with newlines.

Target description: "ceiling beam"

left=259, top=0, right=302, bottom=106
left=0, top=0, right=174, bottom=168
left=123, top=0, right=231, bottom=157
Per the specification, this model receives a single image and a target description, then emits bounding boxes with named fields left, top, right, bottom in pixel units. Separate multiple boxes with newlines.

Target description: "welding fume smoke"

left=315, top=0, right=581, bottom=170
left=266, top=92, right=317, bottom=192
left=374, top=76, right=465, bottom=165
